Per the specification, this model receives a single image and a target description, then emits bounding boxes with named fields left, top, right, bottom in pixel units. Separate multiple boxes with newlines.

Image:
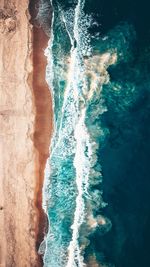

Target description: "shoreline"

left=0, top=0, right=52, bottom=266
left=29, top=0, right=53, bottom=265
left=0, top=0, right=43, bottom=266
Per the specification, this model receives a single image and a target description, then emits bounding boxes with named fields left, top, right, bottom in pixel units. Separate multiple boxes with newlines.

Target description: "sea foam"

left=41, top=0, right=116, bottom=266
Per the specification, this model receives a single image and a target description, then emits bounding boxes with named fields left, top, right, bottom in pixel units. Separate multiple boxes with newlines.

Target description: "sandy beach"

left=0, top=0, right=52, bottom=266
left=30, top=0, right=53, bottom=259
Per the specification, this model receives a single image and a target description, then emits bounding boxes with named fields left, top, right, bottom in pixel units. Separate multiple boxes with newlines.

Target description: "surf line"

left=66, top=108, right=90, bottom=267
left=66, top=0, right=89, bottom=266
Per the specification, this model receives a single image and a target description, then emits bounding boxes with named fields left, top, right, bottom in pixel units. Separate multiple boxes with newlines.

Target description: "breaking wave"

left=39, top=0, right=136, bottom=266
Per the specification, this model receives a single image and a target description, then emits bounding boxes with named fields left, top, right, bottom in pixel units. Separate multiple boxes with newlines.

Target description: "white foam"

left=66, top=109, right=89, bottom=267
left=65, top=1, right=95, bottom=266
left=42, top=0, right=113, bottom=266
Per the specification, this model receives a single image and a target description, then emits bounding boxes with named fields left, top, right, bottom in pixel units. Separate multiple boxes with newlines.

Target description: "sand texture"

left=0, top=0, right=52, bottom=266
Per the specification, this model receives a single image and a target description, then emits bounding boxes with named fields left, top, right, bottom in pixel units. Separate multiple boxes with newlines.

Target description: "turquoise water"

left=38, top=0, right=150, bottom=266
left=41, top=0, right=113, bottom=266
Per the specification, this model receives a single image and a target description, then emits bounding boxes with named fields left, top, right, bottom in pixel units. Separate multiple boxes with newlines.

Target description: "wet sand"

left=0, top=0, right=52, bottom=266
left=30, top=0, right=53, bottom=263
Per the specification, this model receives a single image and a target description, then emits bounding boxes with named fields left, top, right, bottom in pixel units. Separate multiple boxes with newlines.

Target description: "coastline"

left=0, top=0, right=39, bottom=265
left=29, top=0, right=53, bottom=263
left=0, top=0, right=52, bottom=266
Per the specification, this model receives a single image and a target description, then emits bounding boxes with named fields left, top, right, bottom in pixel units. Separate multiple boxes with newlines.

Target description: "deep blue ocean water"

left=38, top=0, right=150, bottom=266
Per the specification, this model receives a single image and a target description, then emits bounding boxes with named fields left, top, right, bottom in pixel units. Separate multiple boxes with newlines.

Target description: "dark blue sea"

left=38, top=0, right=150, bottom=266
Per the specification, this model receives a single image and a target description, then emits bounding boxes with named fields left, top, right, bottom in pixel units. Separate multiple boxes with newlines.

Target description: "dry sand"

left=0, top=0, right=52, bottom=266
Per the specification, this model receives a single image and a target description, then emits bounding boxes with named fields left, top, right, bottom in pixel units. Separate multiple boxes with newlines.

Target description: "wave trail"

left=41, top=0, right=118, bottom=266
left=66, top=109, right=90, bottom=267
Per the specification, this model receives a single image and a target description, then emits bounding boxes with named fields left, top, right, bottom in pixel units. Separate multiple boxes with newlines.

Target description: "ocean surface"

left=38, top=0, right=150, bottom=266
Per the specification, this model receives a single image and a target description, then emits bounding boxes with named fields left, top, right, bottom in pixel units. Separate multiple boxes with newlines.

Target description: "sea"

left=38, top=0, right=150, bottom=266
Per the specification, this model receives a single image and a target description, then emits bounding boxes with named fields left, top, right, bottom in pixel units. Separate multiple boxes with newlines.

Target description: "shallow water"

left=39, top=0, right=150, bottom=266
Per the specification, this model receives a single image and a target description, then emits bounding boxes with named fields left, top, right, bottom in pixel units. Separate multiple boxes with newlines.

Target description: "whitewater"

left=40, top=0, right=116, bottom=266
